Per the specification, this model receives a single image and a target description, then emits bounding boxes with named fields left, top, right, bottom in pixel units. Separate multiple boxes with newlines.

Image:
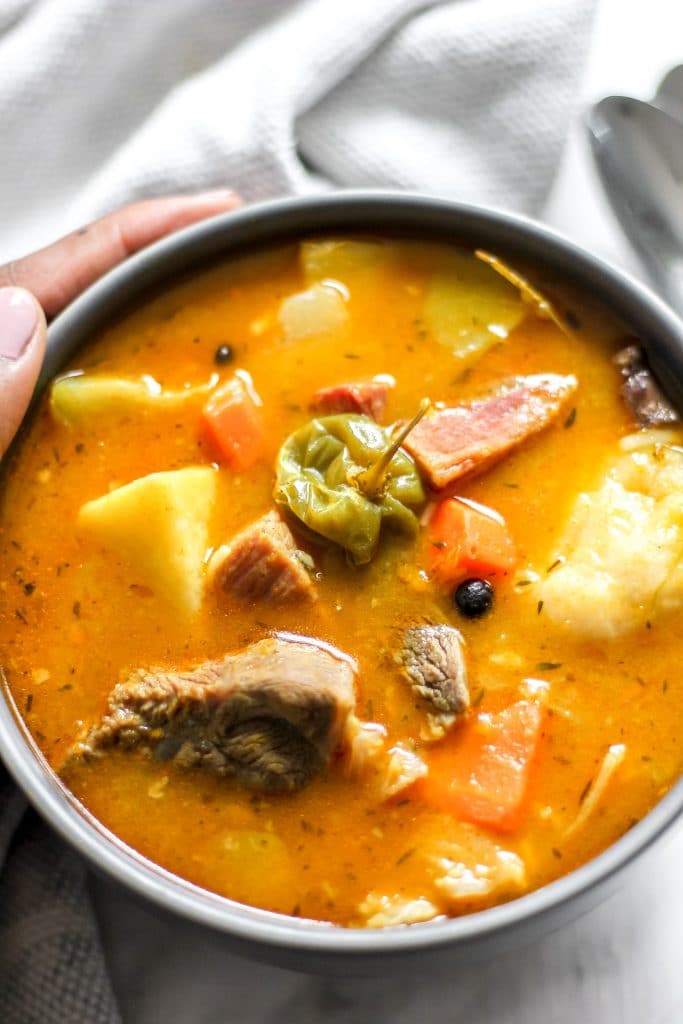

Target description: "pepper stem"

left=475, top=249, right=571, bottom=337
left=356, top=398, right=430, bottom=498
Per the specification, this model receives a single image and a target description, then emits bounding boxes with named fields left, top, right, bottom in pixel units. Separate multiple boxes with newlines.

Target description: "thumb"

left=0, top=287, right=47, bottom=458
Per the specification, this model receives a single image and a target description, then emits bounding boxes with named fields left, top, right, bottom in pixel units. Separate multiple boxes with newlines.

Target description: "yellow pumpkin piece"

left=78, top=467, right=217, bottom=615
left=220, top=831, right=293, bottom=902
left=50, top=373, right=217, bottom=427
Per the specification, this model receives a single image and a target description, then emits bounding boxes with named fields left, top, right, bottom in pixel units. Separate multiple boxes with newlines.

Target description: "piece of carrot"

left=419, top=700, right=545, bottom=833
left=201, top=372, right=264, bottom=471
left=428, top=497, right=517, bottom=584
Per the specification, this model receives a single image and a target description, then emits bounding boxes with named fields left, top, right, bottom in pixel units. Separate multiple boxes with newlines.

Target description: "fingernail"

left=0, top=288, right=38, bottom=361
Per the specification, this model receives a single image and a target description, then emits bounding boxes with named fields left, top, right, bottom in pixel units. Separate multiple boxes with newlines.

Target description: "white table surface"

left=91, top=4, right=683, bottom=1021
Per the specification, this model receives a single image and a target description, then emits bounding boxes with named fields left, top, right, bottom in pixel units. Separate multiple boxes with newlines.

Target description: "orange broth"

left=0, top=239, right=681, bottom=926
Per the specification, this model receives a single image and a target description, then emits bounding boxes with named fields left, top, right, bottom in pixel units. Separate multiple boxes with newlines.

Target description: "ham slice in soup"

left=403, top=373, right=578, bottom=490
left=311, top=377, right=393, bottom=421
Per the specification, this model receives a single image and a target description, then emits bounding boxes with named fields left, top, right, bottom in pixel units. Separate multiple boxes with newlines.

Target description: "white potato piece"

left=78, top=466, right=217, bottom=616
left=538, top=432, right=683, bottom=637
left=432, top=827, right=526, bottom=906
left=278, top=283, right=348, bottom=342
left=379, top=743, right=428, bottom=799
left=423, top=249, right=524, bottom=365
left=50, top=373, right=217, bottom=427
left=434, top=850, right=526, bottom=904
left=358, top=893, right=440, bottom=928
left=344, top=714, right=387, bottom=775
left=342, top=720, right=427, bottom=800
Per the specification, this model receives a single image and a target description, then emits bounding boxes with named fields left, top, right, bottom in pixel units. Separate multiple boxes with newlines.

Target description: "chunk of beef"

left=208, top=510, right=316, bottom=604
left=311, top=378, right=392, bottom=421
left=403, top=374, right=578, bottom=489
left=69, top=636, right=356, bottom=793
left=400, top=625, right=469, bottom=741
left=614, top=344, right=679, bottom=427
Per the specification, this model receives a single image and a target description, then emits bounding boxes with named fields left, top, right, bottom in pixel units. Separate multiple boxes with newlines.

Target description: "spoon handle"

left=587, top=95, right=683, bottom=413
left=588, top=97, right=683, bottom=315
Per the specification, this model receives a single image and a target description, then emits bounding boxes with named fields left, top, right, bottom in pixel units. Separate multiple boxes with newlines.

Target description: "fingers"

left=0, top=288, right=47, bottom=457
left=0, top=189, right=241, bottom=455
left=0, top=189, right=241, bottom=318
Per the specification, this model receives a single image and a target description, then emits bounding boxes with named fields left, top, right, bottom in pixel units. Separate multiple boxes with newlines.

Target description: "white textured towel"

left=0, top=0, right=595, bottom=263
left=0, top=2, right=598, bottom=1022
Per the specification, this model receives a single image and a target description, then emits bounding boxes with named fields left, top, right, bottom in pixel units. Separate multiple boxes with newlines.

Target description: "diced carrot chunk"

left=429, top=497, right=516, bottom=585
left=419, top=700, right=545, bottom=832
left=201, top=373, right=264, bottom=471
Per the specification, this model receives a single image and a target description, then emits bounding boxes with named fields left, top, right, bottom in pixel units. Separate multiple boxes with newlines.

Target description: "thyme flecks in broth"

left=0, top=238, right=682, bottom=927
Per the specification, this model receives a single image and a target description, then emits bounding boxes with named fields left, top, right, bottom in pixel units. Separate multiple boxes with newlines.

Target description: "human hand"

left=0, top=190, right=240, bottom=456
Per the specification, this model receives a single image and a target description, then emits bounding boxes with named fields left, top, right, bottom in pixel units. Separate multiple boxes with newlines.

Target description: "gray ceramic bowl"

left=2, top=192, right=683, bottom=974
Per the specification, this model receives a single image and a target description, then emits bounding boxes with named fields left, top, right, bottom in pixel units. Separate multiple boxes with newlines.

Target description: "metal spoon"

left=587, top=90, right=683, bottom=412
left=655, top=64, right=683, bottom=121
left=587, top=95, right=683, bottom=315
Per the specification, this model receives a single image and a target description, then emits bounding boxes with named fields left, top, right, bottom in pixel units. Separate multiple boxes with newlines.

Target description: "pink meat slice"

left=311, top=379, right=392, bottom=421
left=403, top=374, right=578, bottom=489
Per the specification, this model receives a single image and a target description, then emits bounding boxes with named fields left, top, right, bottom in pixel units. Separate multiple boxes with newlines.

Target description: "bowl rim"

left=2, top=189, right=683, bottom=958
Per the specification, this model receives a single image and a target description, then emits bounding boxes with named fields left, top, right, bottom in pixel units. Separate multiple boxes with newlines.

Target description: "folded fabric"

left=0, top=1, right=596, bottom=1021
left=0, top=772, right=120, bottom=1024
left=0, top=0, right=595, bottom=262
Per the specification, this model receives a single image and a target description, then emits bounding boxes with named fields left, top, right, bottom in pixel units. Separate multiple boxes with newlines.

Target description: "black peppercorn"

left=214, top=344, right=234, bottom=365
left=454, top=578, right=494, bottom=618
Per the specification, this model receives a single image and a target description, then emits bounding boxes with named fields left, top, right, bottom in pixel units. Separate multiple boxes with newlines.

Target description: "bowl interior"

left=3, top=192, right=683, bottom=969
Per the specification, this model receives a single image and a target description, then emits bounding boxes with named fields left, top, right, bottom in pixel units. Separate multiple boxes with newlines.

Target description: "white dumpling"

left=537, top=431, right=683, bottom=637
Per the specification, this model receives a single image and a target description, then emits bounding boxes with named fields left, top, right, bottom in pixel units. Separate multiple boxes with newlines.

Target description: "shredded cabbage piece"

left=564, top=744, right=627, bottom=839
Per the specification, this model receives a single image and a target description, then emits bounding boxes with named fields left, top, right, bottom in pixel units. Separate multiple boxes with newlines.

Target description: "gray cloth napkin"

left=0, top=772, right=120, bottom=1023
left=0, top=0, right=596, bottom=262
left=0, top=1, right=596, bottom=1020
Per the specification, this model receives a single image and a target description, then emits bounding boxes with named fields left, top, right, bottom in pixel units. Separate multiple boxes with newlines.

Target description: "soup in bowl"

left=1, top=195, right=682, bottom=968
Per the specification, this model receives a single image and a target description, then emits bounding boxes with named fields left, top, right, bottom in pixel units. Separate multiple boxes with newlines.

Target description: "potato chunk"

left=78, top=467, right=217, bottom=615
left=433, top=844, right=526, bottom=905
left=278, top=283, right=348, bottom=342
left=358, top=894, right=440, bottom=928
left=538, top=432, right=683, bottom=637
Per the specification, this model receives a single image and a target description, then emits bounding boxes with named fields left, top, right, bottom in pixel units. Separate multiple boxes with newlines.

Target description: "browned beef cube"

left=208, top=510, right=316, bottom=604
left=68, top=635, right=357, bottom=793
left=614, top=344, right=679, bottom=426
left=400, top=624, right=469, bottom=741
